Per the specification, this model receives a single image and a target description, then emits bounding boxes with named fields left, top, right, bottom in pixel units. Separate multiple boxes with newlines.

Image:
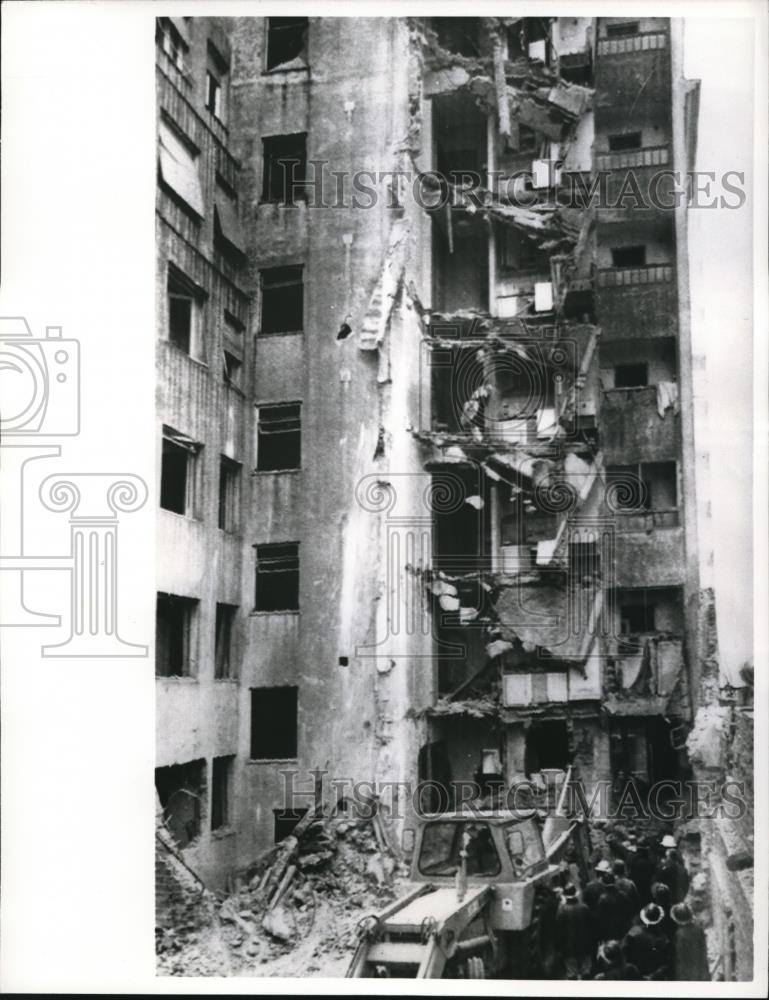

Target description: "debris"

left=158, top=811, right=404, bottom=977
left=262, top=905, right=294, bottom=942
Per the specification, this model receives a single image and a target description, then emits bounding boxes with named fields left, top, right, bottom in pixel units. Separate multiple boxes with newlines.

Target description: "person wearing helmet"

left=622, top=903, right=671, bottom=979
left=555, top=884, right=593, bottom=980
left=671, top=903, right=710, bottom=980
left=593, top=939, right=641, bottom=981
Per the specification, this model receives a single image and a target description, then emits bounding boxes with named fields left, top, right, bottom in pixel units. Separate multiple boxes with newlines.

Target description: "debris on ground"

left=156, top=811, right=409, bottom=977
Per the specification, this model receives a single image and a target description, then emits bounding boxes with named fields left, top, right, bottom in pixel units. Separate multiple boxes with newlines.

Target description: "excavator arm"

left=346, top=884, right=494, bottom=978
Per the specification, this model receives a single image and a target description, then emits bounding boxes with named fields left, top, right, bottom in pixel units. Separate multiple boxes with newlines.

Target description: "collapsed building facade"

left=155, top=14, right=747, bottom=976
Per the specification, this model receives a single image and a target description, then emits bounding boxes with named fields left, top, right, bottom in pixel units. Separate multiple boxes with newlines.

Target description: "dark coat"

left=623, top=924, right=670, bottom=978
left=654, top=858, right=690, bottom=904
left=594, top=960, right=641, bottom=981
left=596, top=884, right=633, bottom=941
left=672, top=922, right=710, bottom=981
left=628, top=853, right=656, bottom=906
left=583, top=877, right=605, bottom=909
left=555, top=898, right=593, bottom=958
left=616, top=874, right=640, bottom=914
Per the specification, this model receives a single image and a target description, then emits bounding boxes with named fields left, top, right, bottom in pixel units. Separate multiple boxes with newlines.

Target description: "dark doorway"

left=418, top=740, right=454, bottom=812
left=525, top=720, right=570, bottom=774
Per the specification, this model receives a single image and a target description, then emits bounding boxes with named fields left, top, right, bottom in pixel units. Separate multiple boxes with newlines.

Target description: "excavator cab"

left=411, top=811, right=554, bottom=934
left=347, top=809, right=565, bottom=978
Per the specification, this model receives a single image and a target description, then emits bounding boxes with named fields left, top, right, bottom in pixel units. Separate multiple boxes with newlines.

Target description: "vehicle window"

left=505, top=818, right=545, bottom=872
left=418, top=821, right=501, bottom=877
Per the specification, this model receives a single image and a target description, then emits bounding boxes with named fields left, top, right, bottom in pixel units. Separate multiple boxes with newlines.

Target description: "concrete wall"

left=226, top=16, right=435, bottom=866
left=156, top=16, right=252, bottom=890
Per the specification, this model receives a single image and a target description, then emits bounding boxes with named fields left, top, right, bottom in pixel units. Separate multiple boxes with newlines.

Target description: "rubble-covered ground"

left=156, top=815, right=410, bottom=977
left=158, top=811, right=717, bottom=979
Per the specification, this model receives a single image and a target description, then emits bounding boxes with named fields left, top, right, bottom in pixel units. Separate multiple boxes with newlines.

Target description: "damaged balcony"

left=422, top=321, right=600, bottom=452
left=606, top=459, right=680, bottom=531
left=600, top=384, right=680, bottom=464
left=614, top=526, right=685, bottom=588
left=594, top=20, right=672, bottom=130
left=605, top=633, right=686, bottom=716
left=594, top=143, right=677, bottom=227
left=428, top=580, right=605, bottom=722
left=596, top=264, right=678, bottom=338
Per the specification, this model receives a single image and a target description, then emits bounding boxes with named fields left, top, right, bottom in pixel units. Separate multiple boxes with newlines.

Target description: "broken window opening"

left=499, top=229, right=550, bottom=273
left=609, top=717, right=679, bottom=787
left=417, top=741, right=454, bottom=812
left=218, top=455, right=241, bottom=532
left=156, top=17, right=188, bottom=73
left=214, top=602, right=238, bottom=679
left=620, top=600, right=656, bottom=635
left=266, top=17, right=309, bottom=71
left=430, top=344, right=487, bottom=434
left=167, top=267, right=205, bottom=357
left=524, top=720, right=570, bottom=777
left=432, top=470, right=487, bottom=576
left=160, top=439, right=188, bottom=515
left=211, top=755, right=234, bottom=830
left=206, top=71, right=222, bottom=120
left=262, top=133, right=307, bottom=204
left=605, top=21, right=640, bottom=39
left=156, top=593, right=198, bottom=677
left=506, top=22, right=526, bottom=60
left=433, top=224, right=489, bottom=314
left=206, top=39, right=229, bottom=122
left=611, top=245, right=647, bottom=269
left=641, top=461, right=678, bottom=512
left=168, top=292, right=193, bottom=354
left=260, top=265, right=304, bottom=335
left=614, top=363, right=648, bottom=388
left=607, top=461, right=677, bottom=516
left=223, top=310, right=245, bottom=386
left=256, top=402, right=301, bottom=472
left=432, top=17, right=481, bottom=57
left=223, top=350, right=242, bottom=388
left=608, top=132, right=643, bottom=153
left=525, top=17, right=552, bottom=64
left=161, top=427, right=200, bottom=517
left=254, top=542, right=299, bottom=612
left=155, top=759, right=206, bottom=848
left=617, top=586, right=683, bottom=637
left=250, top=686, right=298, bottom=759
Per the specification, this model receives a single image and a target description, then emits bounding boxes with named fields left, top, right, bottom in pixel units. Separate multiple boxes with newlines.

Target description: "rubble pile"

left=156, top=812, right=408, bottom=977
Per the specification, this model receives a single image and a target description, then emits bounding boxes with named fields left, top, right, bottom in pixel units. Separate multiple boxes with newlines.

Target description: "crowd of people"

left=553, top=831, right=710, bottom=981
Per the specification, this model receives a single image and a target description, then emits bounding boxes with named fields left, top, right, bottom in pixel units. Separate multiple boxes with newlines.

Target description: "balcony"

left=595, top=146, right=670, bottom=172
left=605, top=635, right=684, bottom=714
left=613, top=526, right=685, bottom=588
left=503, top=651, right=602, bottom=706
left=595, top=31, right=671, bottom=129
left=594, top=147, right=676, bottom=220
left=600, top=386, right=680, bottom=463
left=596, top=266, right=678, bottom=339
left=615, top=508, right=679, bottom=532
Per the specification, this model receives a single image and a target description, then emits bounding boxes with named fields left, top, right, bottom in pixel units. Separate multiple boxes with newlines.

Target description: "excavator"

left=346, top=770, right=590, bottom=979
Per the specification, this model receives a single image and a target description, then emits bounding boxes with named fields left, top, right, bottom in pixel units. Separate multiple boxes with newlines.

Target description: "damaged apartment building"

left=156, top=14, right=716, bottom=895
